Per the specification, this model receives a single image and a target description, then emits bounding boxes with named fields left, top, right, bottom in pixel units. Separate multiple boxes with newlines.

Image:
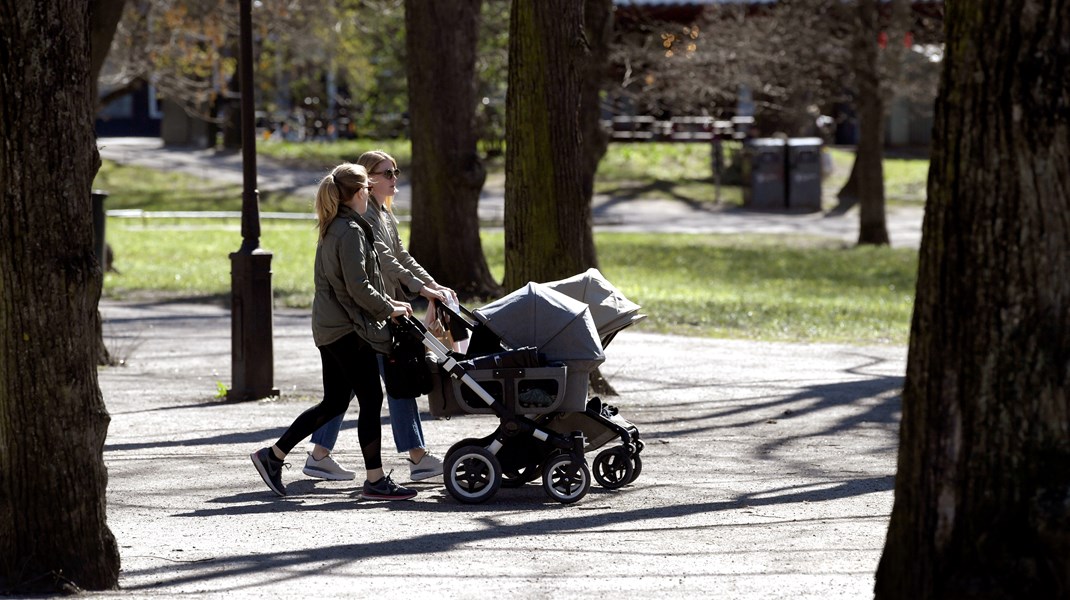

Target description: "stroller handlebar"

left=395, top=314, right=428, bottom=335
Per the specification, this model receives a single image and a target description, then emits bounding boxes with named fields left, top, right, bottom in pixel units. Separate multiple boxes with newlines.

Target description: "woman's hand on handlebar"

left=423, top=283, right=457, bottom=305
left=389, top=300, right=412, bottom=319
left=419, top=285, right=448, bottom=303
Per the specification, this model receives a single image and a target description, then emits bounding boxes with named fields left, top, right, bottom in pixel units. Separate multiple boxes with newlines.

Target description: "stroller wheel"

left=628, top=453, right=643, bottom=483
left=444, top=446, right=502, bottom=504
left=593, top=446, right=634, bottom=490
left=542, top=454, right=591, bottom=504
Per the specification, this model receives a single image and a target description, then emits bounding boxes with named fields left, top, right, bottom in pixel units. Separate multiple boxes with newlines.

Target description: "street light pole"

left=227, top=0, right=278, bottom=401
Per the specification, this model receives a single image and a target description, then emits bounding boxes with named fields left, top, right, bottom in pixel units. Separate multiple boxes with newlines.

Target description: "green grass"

left=257, top=138, right=413, bottom=170
left=256, top=139, right=753, bottom=206
left=98, top=140, right=925, bottom=345
left=103, top=218, right=917, bottom=345
left=94, top=160, right=313, bottom=213
left=253, top=140, right=928, bottom=207
left=826, top=147, right=929, bottom=205
left=596, top=233, right=916, bottom=343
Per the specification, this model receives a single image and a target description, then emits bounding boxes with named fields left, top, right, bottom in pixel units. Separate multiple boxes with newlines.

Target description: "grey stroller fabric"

left=543, top=268, right=646, bottom=346
left=472, top=282, right=605, bottom=410
left=473, top=282, right=605, bottom=371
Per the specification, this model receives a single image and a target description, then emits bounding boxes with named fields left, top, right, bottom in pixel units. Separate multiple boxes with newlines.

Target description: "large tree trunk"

left=91, top=0, right=128, bottom=367
left=0, top=1, right=121, bottom=593
left=852, top=0, right=889, bottom=245
left=580, top=0, right=615, bottom=396
left=405, top=0, right=499, bottom=299
left=577, top=0, right=612, bottom=269
left=503, top=0, right=591, bottom=290
left=875, top=1, right=1070, bottom=598
left=90, top=0, right=127, bottom=102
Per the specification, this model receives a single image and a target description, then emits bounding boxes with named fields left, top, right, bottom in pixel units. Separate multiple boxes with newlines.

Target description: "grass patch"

left=104, top=218, right=916, bottom=345
left=257, top=138, right=413, bottom=170
left=827, top=147, right=929, bottom=205
left=596, top=232, right=916, bottom=344
left=94, top=160, right=312, bottom=213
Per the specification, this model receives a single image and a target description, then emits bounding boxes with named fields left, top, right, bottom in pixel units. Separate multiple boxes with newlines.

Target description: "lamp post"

left=227, top=0, right=278, bottom=401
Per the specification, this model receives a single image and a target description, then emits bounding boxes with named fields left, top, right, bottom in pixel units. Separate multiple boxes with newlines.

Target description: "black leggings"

left=274, top=333, right=385, bottom=470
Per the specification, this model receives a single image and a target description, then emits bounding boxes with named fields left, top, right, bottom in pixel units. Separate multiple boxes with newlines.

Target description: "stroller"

left=396, top=268, right=644, bottom=505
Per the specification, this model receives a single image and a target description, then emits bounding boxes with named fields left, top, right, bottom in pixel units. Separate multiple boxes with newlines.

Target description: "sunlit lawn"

left=103, top=218, right=916, bottom=345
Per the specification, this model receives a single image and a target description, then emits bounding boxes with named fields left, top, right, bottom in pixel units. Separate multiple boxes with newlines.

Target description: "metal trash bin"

left=786, top=138, right=823, bottom=212
left=742, top=138, right=786, bottom=210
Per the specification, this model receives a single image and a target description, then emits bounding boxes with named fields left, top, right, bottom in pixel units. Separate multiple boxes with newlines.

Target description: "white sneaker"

left=302, top=452, right=356, bottom=481
left=409, top=451, right=444, bottom=481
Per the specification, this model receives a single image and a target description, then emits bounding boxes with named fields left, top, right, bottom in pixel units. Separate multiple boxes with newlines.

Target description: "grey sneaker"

left=251, top=447, right=288, bottom=497
left=361, top=472, right=417, bottom=501
left=302, top=452, right=356, bottom=481
left=409, top=451, right=444, bottom=481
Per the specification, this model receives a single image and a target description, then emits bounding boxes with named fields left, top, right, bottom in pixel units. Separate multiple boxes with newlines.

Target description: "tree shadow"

left=597, top=178, right=726, bottom=209
left=117, top=475, right=893, bottom=592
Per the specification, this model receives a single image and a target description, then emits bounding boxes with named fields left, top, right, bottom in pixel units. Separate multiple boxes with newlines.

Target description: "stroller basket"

left=427, top=347, right=572, bottom=417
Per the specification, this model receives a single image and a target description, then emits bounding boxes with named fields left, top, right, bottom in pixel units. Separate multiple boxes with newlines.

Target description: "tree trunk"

left=91, top=0, right=128, bottom=367
left=577, top=0, right=612, bottom=269
left=580, top=0, right=615, bottom=396
left=90, top=0, right=127, bottom=103
left=852, top=0, right=889, bottom=245
left=503, top=0, right=591, bottom=290
left=875, top=1, right=1070, bottom=598
left=405, top=0, right=500, bottom=299
left=0, top=1, right=121, bottom=593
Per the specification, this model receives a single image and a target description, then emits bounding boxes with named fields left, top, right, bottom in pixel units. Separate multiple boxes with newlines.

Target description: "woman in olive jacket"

left=250, top=162, right=417, bottom=501
left=305, top=150, right=456, bottom=483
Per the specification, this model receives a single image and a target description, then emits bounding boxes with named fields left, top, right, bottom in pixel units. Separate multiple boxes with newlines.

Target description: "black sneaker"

left=251, top=447, right=288, bottom=497
left=361, top=472, right=417, bottom=501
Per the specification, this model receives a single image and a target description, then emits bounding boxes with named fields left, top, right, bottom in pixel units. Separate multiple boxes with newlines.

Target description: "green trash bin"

left=742, top=138, right=786, bottom=210
left=786, top=138, right=823, bottom=212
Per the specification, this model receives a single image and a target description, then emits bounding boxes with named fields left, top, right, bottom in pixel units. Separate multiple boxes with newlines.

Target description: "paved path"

left=96, top=299, right=904, bottom=599
left=90, top=137, right=911, bottom=597
left=97, top=136, right=924, bottom=247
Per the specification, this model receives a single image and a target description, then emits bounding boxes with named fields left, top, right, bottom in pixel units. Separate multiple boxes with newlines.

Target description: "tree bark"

left=875, top=1, right=1070, bottom=597
left=580, top=0, right=615, bottom=396
left=91, top=0, right=128, bottom=367
left=503, top=0, right=591, bottom=290
left=577, top=0, right=612, bottom=269
left=852, top=0, right=890, bottom=245
left=405, top=0, right=500, bottom=299
left=90, top=0, right=128, bottom=102
left=0, top=0, right=121, bottom=593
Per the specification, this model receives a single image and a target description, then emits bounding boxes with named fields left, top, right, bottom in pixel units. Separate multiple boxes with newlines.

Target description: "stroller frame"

left=436, top=301, right=644, bottom=493
left=396, top=315, right=594, bottom=504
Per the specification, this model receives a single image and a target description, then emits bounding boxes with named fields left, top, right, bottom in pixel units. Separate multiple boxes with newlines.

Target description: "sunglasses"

left=371, top=168, right=401, bottom=179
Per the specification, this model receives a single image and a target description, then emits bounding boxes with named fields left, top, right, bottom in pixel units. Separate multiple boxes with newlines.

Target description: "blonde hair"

left=357, top=149, right=397, bottom=211
left=314, top=163, right=369, bottom=239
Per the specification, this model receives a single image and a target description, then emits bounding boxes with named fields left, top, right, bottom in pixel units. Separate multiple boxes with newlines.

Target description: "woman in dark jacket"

left=305, top=150, right=455, bottom=484
left=250, top=162, right=417, bottom=501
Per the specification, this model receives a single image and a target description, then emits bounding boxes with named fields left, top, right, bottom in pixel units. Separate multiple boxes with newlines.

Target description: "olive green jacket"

left=364, top=196, right=435, bottom=301
left=311, top=205, right=394, bottom=353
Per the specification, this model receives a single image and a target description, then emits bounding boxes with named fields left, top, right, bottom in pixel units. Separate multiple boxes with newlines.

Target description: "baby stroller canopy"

left=473, top=282, right=605, bottom=374
left=543, top=268, right=646, bottom=346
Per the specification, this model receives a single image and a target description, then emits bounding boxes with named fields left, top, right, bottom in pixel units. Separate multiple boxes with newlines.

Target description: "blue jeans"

left=310, top=354, right=426, bottom=453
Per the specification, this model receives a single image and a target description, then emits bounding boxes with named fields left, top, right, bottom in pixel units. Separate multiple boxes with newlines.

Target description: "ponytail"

left=314, top=163, right=369, bottom=239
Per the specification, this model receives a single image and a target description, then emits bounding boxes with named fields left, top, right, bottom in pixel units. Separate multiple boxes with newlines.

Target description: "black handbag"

left=383, top=319, right=433, bottom=399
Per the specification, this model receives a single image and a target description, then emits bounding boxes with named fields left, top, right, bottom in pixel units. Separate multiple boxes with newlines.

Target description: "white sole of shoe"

left=409, top=469, right=443, bottom=482
left=302, top=466, right=355, bottom=481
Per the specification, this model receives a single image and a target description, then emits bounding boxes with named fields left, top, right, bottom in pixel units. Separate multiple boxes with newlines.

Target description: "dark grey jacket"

left=364, top=197, right=435, bottom=301
left=311, top=205, right=394, bottom=353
